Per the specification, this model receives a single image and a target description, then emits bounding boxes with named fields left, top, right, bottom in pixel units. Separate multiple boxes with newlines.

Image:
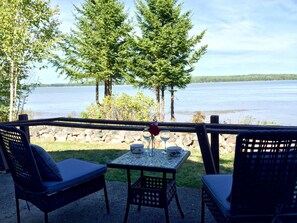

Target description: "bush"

left=80, top=103, right=102, bottom=119
left=192, top=111, right=205, bottom=123
left=81, top=92, right=157, bottom=121
left=0, top=107, right=9, bottom=122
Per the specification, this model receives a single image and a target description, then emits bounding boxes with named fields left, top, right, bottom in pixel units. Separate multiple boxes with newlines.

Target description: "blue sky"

left=35, top=0, right=297, bottom=84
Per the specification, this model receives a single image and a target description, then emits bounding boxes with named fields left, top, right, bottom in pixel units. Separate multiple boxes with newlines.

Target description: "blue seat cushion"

left=30, top=144, right=62, bottom=181
left=43, top=158, right=107, bottom=194
left=201, top=174, right=232, bottom=217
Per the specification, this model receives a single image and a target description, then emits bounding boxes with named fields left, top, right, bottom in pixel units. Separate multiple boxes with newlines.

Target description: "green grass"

left=33, top=140, right=234, bottom=188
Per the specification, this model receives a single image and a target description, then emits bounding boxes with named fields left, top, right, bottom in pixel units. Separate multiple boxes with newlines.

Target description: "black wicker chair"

left=196, top=124, right=297, bottom=223
left=0, top=125, right=110, bottom=223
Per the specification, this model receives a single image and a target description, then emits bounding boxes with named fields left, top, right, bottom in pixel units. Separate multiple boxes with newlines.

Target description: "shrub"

left=81, top=92, right=157, bottom=121
left=81, top=103, right=102, bottom=119
left=192, top=111, right=205, bottom=123
left=0, top=107, right=9, bottom=122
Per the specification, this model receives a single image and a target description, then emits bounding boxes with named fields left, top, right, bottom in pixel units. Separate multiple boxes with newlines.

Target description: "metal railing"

left=1, top=114, right=296, bottom=173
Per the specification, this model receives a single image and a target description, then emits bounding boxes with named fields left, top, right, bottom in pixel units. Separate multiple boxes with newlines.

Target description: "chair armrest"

left=195, top=124, right=217, bottom=174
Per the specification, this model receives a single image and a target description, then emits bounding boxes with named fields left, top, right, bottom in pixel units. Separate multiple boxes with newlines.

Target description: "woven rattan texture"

left=201, top=130, right=297, bottom=223
left=0, top=125, right=110, bottom=222
left=130, top=176, right=176, bottom=208
left=0, top=127, right=44, bottom=192
left=231, top=131, right=297, bottom=216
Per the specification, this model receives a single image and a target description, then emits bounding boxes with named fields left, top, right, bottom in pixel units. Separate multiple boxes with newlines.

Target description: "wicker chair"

left=0, top=125, right=110, bottom=223
left=196, top=124, right=297, bottom=223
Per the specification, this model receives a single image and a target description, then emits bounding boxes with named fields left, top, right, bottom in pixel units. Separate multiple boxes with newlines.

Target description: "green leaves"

left=133, top=0, right=207, bottom=89
left=132, top=0, right=207, bottom=120
left=0, top=0, right=61, bottom=63
left=54, top=0, right=133, bottom=101
left=81, top=92, right=157, bottom=121
left=0, top=0, right=61, bottom=121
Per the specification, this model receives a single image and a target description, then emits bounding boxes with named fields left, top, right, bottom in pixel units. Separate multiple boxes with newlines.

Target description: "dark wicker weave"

left=0, top=125, right=110, bottom=223
left=107, top=151, right=189, bottom=223
left=129, top=176, right=176, bottom=208
left=197, top=125, right=297, bottom=223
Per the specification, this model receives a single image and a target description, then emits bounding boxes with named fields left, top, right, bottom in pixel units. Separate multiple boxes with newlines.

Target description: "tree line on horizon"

left=191, top=74, right=297, bottom=83
left=39, top=73, right=297, bottom=87
left=0, top=0, right=207, bottom=122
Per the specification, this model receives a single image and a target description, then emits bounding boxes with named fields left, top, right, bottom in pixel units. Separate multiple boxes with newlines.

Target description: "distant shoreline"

left=191, top=74, right=297, bottom=83
left=39, top=74, right=297, bottom=87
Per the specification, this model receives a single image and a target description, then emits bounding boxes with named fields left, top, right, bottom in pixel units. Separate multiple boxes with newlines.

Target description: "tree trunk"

left=9, top=61, right=15, bottom=122
left=9, top=81, right=14, bottom=122
left=13, top=70, right=18, bottom=120
left=161, top=86, right=165, bottom=121
left=170, top=86, right=176, bottom=121
left=104, top=81, right=108, bottom=97
left=155, top=85, right=160, bottom=121
left=95, top=78, right=100, bottom=105
left=109, top=76, right=113, bottom=95
left=9, top=8, right=19, bottom=121
left=104, top=77, right=112, bottom=97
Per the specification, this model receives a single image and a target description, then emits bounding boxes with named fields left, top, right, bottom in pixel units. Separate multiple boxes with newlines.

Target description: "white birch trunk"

left=161, top=87, right=165, bottom=121
left=9, top=60, right=15, bottom=121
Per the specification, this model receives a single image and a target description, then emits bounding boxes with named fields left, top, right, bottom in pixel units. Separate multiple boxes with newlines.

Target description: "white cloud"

left=189, top=0, right=297, bottom=76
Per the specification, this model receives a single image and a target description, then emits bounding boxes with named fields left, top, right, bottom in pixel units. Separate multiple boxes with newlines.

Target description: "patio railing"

left=1, top=114, right=296, bottom=173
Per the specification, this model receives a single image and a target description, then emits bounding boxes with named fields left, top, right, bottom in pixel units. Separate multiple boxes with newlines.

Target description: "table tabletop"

left=107, top=149, right=190, bottom=173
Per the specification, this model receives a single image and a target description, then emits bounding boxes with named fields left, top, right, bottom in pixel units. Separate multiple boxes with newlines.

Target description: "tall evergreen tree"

left=129, top=0, right=207, bottom=121
left=53, top=0, right=133, bottom=105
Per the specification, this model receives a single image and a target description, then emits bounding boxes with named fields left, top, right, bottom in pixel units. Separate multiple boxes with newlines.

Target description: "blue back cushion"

left=30, top=144, right=63, bottom=181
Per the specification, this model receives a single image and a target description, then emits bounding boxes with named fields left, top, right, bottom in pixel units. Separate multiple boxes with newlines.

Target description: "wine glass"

left=143, top=128, right=151, bottom=150
left=160, top=130, right=170, bottom=154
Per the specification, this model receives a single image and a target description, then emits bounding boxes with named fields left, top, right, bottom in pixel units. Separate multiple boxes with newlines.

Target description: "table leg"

left=124, top=169, right=132, bottom=223
left=138, top=170, right=144, bottom=211
left=162, top=172, right=170, bottom=223
left=172, top=173, right=185, bottom=218
left=201, top=188, right=205, bottom=223
left=164, top=205, right=170, bottom=223
left=173, top=173, right=184, bottom=218
left=123, top=200, right=130, bottom=223
left=175, top=193, right=185, bottom=218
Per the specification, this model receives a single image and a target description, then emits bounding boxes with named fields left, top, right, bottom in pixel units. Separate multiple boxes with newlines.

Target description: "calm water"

left=24, top=80, right=297, bottom=126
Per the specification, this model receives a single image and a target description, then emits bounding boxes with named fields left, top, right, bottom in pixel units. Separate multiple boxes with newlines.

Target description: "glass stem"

left=149, top=137, right=154, bottom=157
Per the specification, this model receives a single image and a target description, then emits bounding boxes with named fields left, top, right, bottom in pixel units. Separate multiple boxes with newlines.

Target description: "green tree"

left=128, top=0, right=207, bottom=121
left=0, top=0, right=61, bottom=121
left=0, top=73, right=10, bottom=121
left=52, top=0, right=133, bottom=105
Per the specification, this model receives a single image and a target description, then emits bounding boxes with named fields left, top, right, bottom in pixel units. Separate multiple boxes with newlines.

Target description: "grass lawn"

left=33, top=140, right=234, bottom=188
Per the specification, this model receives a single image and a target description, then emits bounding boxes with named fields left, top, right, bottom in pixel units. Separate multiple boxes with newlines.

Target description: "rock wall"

left=30, top=126, right=236, bottom=153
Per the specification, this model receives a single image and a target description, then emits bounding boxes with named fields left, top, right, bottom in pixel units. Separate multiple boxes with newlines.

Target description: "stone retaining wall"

left=30, top=126, right=236, bottom=153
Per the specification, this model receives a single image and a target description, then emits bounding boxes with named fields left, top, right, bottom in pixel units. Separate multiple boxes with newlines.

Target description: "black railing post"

left=210, top=115, right=220, bottom=173
left=18, top=114, right=30, bottom=143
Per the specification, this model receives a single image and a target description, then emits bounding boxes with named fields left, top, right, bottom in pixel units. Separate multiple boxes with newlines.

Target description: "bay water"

left=24, top=80, right=297, bottom=126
